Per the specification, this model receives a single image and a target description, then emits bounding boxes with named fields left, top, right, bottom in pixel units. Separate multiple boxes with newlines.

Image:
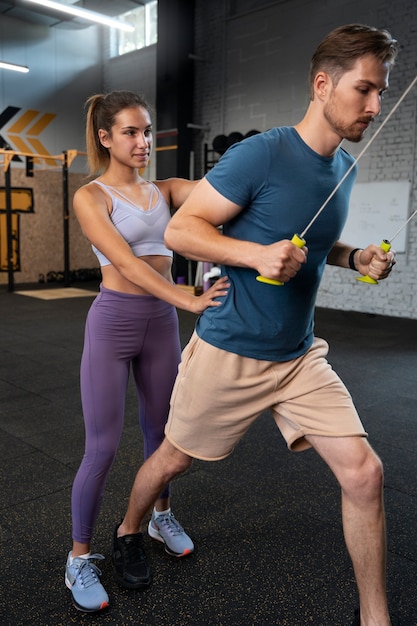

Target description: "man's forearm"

left=327, top=241, right=363, bottom=270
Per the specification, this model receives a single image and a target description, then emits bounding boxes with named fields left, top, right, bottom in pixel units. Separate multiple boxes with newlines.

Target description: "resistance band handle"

left=355, top=239, right=392, bottom=285
left=256, top=234, right=306, bottom=286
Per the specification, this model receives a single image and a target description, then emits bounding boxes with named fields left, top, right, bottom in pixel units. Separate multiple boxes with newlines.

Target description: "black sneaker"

left=112, top=525, right=152, bottom=589
left=351, top=609, right=360, bottom=626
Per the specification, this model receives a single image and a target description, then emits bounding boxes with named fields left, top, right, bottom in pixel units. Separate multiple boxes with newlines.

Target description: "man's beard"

left=323, top=98, right=373, bottom=143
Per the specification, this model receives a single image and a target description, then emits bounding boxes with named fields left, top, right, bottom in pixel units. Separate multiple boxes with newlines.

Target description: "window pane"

left=147, top=1, right=158, bottom=46
left=111, top=1, right=158, bottom=57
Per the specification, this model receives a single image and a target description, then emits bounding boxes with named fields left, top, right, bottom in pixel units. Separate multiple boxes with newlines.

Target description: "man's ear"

left=313, top=71, right=331, bottom=101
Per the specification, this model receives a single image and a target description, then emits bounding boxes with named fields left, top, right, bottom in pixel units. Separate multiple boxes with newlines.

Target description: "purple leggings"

left=71, top=285, right=181, bottom=544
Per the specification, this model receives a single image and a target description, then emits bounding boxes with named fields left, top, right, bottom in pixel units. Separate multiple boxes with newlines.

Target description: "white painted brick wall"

left=194, top=0, right=417, bottom=319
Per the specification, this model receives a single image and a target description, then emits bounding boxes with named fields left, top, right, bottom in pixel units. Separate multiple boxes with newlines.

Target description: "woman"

left=65, top=90, right=229, bottom=613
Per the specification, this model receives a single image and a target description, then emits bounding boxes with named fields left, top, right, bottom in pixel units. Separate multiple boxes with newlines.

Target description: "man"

left=115, top=24, right=398, bottom=626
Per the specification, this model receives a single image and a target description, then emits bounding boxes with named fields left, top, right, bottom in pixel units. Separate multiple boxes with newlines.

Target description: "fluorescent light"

left=22, top=0, right=135, bottom=31
left=0, top=61, right=30, bottom=73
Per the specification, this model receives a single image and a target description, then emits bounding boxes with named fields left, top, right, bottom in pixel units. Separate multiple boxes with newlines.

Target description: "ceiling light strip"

left=0, top=61, right=30, bottom=73
left=22, top=0, right=135, bottom=32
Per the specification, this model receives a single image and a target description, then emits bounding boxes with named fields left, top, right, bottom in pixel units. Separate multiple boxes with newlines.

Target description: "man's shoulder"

left=255, top=126, right=293, bottom=140
left=231, top=126, right=294, bottom=156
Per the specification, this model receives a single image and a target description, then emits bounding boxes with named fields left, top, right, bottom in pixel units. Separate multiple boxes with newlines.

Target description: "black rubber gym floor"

left=0, top=283, right=416, bottom=625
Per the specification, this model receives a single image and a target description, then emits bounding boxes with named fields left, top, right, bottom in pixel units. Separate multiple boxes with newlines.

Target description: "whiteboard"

left=341, top=181, right=411, bottom=253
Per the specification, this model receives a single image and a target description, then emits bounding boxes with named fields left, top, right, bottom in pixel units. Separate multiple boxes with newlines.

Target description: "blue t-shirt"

left=197, top=126, right=357, bottom=361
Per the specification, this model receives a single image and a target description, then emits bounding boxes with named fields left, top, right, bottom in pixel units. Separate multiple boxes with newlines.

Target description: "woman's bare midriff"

left=100, top=255, right=173, bottom=295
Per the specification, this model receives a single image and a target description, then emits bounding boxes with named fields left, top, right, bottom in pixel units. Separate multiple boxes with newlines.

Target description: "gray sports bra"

left=90, top=180, right=173, bottom=266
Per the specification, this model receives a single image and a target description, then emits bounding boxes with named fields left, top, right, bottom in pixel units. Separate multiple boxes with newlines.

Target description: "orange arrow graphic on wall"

left=7, top=110, right=38, bottom=157
left=7, top=110, right=58, bottom=166
left=7, top=110, right=38, bottom=134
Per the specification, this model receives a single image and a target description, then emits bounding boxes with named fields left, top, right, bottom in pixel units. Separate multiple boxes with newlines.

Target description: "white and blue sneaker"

left=65, top=552, right=109, bottom=612
left=148, top=509, right=194, bottom=557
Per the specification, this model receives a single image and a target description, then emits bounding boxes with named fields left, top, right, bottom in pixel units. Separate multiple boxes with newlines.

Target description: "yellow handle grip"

left=356, top=240, right=391, bottom=285
left=256, top=234, right=306, bottom=286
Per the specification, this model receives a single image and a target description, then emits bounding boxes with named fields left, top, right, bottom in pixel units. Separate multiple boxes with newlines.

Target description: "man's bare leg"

left=118, top=438, right=193, bottom=536
left=308, top=435, right=390, bottom=626
left=112, top=439, right=193, bottom=589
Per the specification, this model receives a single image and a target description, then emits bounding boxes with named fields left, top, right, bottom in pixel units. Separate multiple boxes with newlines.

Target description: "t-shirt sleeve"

left=205, top=136, right=267, bottom=208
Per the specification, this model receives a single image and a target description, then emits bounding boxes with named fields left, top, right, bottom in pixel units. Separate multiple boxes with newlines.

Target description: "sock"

left=69, top=551, right=90, bottom=565
left=154, top=507, right=171, bottom=518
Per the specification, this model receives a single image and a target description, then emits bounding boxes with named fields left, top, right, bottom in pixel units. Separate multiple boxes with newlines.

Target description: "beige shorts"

left=165, top=333, right=367, bottom=460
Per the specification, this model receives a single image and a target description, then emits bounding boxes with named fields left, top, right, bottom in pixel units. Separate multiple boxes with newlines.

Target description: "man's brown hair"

left=309, top=24, right=398, bottom=99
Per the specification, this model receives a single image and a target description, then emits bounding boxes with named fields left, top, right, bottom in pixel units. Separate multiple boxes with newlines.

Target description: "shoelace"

left=156, top=513, right=184, bottom=536
left=75, top=554, right=104, bottom=589
left=119, top=534, right=146, bottom=563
